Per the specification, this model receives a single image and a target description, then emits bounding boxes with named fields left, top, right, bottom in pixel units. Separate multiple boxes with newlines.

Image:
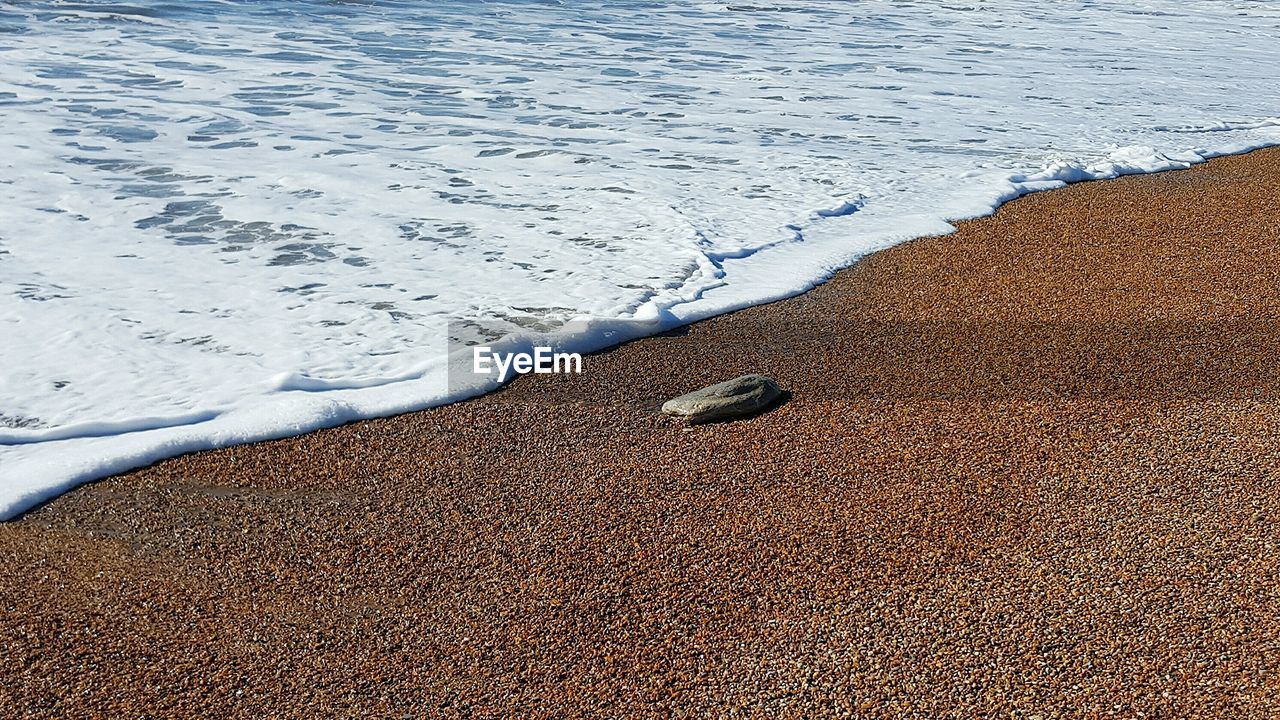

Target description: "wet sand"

left=4, top=148, right=1280, bottom=718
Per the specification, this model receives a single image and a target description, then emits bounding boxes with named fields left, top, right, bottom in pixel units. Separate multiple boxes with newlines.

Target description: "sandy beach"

left=4, top=147, right=1280, bottom=717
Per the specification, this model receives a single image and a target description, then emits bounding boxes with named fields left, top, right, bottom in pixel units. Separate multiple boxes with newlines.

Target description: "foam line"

left=0, top=410, right=222, bottom=445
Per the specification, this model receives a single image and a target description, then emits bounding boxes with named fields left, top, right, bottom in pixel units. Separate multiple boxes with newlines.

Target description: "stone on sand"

left=661, top=374, right=782, bottom=423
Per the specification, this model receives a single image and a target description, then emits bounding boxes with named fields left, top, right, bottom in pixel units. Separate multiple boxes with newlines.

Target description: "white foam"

left=3, top=0, right=1280, bottom=518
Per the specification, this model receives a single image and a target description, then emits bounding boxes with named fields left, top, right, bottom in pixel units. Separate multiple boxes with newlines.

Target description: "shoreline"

left=6, top=142, right=1280, bottom=522
left=4, top=147, right=1280, bottom=716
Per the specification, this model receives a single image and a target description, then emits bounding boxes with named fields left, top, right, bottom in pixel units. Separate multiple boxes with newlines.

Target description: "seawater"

left=2, top=0, right=1279, bottom=517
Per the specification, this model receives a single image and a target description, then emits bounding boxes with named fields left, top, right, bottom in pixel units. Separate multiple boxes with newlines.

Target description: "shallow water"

left=2, top=0, right=1279, bottom=517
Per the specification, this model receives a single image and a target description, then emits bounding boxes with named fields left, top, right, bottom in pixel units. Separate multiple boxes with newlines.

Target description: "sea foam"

left=2, top=0, right=1280, bottom=518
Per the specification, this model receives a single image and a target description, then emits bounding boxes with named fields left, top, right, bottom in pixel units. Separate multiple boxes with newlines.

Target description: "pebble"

left=661, top=374, right=783, bottom=423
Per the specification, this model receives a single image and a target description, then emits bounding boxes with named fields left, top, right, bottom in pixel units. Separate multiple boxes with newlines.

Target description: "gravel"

left=3, top=149, right=1280, bottom=718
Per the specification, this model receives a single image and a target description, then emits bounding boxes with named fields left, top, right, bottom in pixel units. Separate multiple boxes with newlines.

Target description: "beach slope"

left=3, top=149, right=1280, bottom=717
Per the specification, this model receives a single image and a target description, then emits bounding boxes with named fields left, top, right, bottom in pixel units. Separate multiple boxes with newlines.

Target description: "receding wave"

left=2, top=0, right=1279, bottom=517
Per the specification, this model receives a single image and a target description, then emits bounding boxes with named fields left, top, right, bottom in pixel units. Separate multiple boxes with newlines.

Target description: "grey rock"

left=661, top=374, right=783, bottom=423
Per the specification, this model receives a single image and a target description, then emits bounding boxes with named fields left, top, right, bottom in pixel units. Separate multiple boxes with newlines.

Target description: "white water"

left=2, top=0, right=1279, bottom=518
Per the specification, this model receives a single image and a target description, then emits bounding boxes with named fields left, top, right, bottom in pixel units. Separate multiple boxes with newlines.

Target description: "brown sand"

left=4, top=149, right=1280, bottom=718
